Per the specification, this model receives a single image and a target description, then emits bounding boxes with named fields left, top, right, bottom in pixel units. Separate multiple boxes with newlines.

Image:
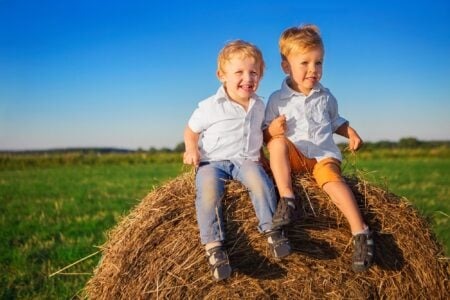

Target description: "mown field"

left=0, top=148, right=448, bottom=299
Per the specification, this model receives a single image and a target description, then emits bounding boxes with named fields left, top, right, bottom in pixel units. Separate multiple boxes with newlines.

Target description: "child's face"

left=218, top=55, right=261, bottom=103
left=282, top=47, right=323, bottom=96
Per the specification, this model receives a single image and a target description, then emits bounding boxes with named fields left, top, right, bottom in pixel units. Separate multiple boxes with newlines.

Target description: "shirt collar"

left=279, top=77, right=323, bottom=100
left=213, top=85, right=261, bottom=103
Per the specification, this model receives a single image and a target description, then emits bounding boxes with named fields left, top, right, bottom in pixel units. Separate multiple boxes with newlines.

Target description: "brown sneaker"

left=352, top=232, right=375, bottom=272
left=272, top=197, right=297, bottom=229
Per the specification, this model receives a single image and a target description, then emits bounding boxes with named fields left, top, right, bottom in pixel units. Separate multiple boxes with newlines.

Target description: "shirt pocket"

left=310, top=100, right=330, bottom=125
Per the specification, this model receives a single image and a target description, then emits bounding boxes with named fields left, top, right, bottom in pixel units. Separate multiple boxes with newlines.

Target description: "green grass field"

left=0, top=151, right=448, bottom=299
left=0, top=162, right=184, bottom=299
left=343, top=156, right=449, bottom=252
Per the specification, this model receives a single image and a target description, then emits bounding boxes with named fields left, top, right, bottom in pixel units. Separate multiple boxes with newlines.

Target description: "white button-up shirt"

left=264, top=78, right=348, bottom=161
left=188, top=86, right=265, bottom=163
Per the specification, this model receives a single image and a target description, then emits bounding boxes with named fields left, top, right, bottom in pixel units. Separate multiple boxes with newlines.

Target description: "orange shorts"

left=271, top=136, right=344, bottom=188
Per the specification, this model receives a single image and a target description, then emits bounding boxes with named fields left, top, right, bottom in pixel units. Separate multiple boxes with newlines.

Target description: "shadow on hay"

left=373, top=233, right=405, bottom=271
left=287, top=227, right=339, bottom=260
left=352, top=185, right=406, bottom=271
left=222, top=194, right=287, bottom=280
left=227, top=229, right=287, bottom=280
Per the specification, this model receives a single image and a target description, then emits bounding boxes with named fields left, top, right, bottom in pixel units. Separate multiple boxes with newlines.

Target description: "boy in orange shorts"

left=264, top=24, right=374, bottom=272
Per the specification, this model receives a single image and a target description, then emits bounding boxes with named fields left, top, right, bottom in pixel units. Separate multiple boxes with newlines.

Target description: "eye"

left=301, top=61, right=308, bottom=66
left=316, top=61, right=322, bottom=66
left=235, top=71, right=243, bottom=74
left=251, top=71, right=258, bottom=76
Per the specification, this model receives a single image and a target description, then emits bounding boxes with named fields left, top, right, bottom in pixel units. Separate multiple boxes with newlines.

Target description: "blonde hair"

left=217, top=40, right=265, bottom=78
left=279, top=24, right=324, bottom=60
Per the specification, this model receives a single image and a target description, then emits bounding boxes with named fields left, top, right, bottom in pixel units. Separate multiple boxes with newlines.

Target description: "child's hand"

left=348, top=129, right=363, bottom=152
left=268, top=115, right=287, bottom=137
left=183, top=149, right=200, bottom=166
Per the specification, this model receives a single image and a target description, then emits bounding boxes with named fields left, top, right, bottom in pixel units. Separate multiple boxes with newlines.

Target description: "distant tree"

left=173, top=142, right=185, bottom=152
left=399, top=137, right=421, bottom=148
left=148, top=147, right=158, bottom=154
left=374, top=140, right=396, bottom=149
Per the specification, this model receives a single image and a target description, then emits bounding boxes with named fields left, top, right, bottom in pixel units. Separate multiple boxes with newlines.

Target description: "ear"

left=217, top=70, right=225, bottom=82
left=281, top=60, right=290, bottom=74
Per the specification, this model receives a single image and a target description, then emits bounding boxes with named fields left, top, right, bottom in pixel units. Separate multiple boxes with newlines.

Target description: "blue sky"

left=1, top=0, right=449, bottom=150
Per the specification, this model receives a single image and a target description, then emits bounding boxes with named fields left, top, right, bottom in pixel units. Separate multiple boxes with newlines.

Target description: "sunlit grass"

left=0, top=163, right=183, bottom=299
left=342, top=156, right=449, bottom=255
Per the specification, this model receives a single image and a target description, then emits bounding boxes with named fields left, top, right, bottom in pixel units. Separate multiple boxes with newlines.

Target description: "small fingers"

left=193, top=157, right=199, bottom=167
left=183, top=153, right=199, bottom=166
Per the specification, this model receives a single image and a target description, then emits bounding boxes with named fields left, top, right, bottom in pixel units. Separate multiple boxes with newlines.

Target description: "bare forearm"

left=184, top=126, right=199, bottom=151
left=335, top=123, right=363, bottom=151
left=335, top=122, right=351, bottom=138
left=183, top=126, right=201, bottom=165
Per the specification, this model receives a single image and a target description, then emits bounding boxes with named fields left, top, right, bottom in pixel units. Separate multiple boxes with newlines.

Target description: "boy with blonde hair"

left=264, top=25, right=374, bottom=272
left=184, top=40, right=292, bottom=281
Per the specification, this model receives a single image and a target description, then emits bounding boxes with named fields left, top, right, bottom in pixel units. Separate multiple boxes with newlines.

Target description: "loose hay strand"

left=49, top=250, right=101, bottom=278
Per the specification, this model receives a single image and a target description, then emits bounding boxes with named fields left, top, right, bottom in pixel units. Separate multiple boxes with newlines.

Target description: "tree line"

left=0, top=137, right=448, bottom=156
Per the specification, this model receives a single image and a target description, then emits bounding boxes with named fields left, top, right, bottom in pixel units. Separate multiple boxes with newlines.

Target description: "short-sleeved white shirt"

left=264, top=78, right=348, bottom=161
left=188, top=86, right=265, bottom=163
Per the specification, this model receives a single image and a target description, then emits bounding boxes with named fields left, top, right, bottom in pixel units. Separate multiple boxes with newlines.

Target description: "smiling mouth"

left=240, top=84, right=254, bottom=91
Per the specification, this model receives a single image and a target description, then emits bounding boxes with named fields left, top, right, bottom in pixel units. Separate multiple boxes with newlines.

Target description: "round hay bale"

left=84, top=171, right=449, bottom=299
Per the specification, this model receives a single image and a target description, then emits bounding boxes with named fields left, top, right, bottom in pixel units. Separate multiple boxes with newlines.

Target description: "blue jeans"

left=195, top=160, right=277, bottom=244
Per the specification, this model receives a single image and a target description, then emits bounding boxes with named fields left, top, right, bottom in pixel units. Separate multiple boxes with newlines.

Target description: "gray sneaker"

left=206, top=246, right=232, bottom=281
left=352, top=232, right=375, bottom=272
left=265, top=229, right=292, bottom=259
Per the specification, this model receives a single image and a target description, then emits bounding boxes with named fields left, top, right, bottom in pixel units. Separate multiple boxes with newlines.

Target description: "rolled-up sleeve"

left=264, top=98, right=279, bottom=129
left=328, top=94, right=348, bottom=132
left=188, top=105, right=208, bottom=133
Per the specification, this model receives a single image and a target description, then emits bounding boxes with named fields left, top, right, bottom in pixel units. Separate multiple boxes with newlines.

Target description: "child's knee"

left=200, top=184, right=221, bottom=202
left=241, top=164, right=273, bottom=198
left=196, top=176, right=224, bottom=206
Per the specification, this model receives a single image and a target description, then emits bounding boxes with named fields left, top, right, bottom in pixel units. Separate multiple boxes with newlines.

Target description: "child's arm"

left=335, top=123, right=363, bottom=152
left=263, top=115, right=287, bottom=143
left=183, top=126, right=201, bottom=166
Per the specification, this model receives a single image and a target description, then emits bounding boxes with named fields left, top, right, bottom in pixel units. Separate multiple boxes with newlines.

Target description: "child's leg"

left=322, top=181, right=366, bottom=234
left=267, top=137, right=314, bottom=227
left=313, top=158, right=367, bottom=234
left=234, top=160, right=292, bottom=258
left=266, top=136, right=314, bottom=197
left=266, top=137, right=295, bottom=197
left=196, top=161, right=233, bottom=280
left=314, top=159, right=374, bottom=272
left=233, top=160, right=277, bottom=232
left=195, top=162, right=231, bottom=245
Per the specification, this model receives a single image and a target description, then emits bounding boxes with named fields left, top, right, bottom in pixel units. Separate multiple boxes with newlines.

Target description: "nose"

left=243, top=71, right=252, bottom=81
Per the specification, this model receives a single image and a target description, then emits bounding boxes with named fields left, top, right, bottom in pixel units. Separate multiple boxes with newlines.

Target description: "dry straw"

left=84, top=171, right=449, bottom=299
